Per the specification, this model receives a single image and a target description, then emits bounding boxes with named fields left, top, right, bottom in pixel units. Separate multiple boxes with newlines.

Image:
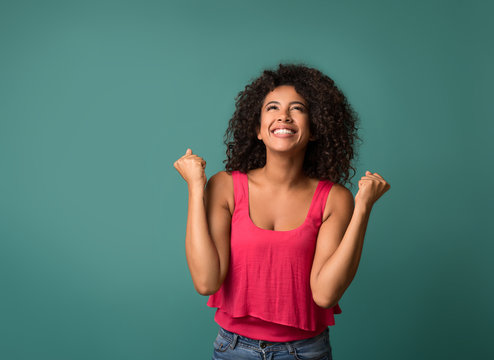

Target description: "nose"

left=277, top=110, right=292, bottom=122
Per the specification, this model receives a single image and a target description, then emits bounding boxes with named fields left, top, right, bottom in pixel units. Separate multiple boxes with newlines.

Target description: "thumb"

left=185, top=148, right=192, bottom=155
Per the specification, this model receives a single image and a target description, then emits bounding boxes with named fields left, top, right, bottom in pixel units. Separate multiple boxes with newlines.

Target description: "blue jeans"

left=211, top=326, right=332, bottom=360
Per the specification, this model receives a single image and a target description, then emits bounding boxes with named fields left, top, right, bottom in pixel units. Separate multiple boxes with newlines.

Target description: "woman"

left=174, top=63, right=390, bottom=360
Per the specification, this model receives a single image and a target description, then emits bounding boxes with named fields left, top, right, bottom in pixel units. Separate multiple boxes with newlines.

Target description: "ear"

left=256, top=124, right=262, bottom=140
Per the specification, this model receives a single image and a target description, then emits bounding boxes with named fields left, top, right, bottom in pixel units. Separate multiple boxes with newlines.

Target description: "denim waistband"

left=217, top=326, right=329, bottom=353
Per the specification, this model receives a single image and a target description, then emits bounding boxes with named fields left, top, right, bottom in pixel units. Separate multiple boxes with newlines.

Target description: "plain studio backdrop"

left=1, top=0, right=492, bottom=359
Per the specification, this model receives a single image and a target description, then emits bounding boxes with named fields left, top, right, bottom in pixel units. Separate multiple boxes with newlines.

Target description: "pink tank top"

left=206, top=170, right=342, bottom=341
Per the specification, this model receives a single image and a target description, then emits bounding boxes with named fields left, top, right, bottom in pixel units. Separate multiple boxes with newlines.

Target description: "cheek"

left=256, top=121, right=267, bottom=138
left=304, top=118, right=311, bottom=131
left=259, top=119, right=269, bottom=132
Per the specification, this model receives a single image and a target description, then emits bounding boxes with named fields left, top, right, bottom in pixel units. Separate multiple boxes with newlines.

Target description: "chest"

left=248, top=186, right=315, bottom=232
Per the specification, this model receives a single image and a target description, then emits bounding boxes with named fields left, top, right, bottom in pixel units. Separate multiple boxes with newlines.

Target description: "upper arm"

left=310, top=183, right=354, bottom=305
left=204, top=171, right=232, bottom=291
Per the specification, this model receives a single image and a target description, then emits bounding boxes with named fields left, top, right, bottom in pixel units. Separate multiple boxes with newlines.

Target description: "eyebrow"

left=265, top=100, right=307, bottom=107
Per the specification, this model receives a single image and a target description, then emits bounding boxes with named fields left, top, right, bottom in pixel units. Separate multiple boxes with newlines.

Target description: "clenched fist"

left=173, top=148, right=207, bottom=190
left=354, top=171, right=391, bottom=209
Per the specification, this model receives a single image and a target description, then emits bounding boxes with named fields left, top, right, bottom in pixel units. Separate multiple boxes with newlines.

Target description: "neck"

left=259, top=148, right=308, bottom=189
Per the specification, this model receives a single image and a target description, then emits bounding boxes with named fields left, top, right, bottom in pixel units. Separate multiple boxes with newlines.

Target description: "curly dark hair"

left=223, top=63, right=361, bottom=188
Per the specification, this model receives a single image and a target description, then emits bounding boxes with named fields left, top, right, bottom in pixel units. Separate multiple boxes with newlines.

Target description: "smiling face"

left=256, top=85, right=314, bottom=153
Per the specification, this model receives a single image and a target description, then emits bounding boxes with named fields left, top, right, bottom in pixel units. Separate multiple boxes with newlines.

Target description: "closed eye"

left=266, top=105, right=305, bottom=112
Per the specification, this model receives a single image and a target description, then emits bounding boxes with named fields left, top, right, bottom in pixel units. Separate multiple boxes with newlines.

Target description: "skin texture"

left=174, top=81, right=391, bottom=306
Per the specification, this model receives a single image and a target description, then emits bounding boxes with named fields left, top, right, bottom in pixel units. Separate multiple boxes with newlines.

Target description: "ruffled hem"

left=334, top=303, right=342, bottom=314
left=214, top=308, right=333, bottom=341
left=207, top=296, right=341, bottom=331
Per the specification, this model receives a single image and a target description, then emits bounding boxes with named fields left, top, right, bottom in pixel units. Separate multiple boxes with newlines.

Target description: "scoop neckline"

left=244, top=171, right=322, bottom=233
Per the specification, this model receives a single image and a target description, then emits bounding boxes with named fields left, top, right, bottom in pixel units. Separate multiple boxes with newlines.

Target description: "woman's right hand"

left=173, top=148, right=207, bottom=189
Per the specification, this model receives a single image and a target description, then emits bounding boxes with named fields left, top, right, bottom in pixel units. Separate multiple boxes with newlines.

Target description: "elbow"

left=197, top=288, right=216, bottom=296
left=193, top=268, right=226, bottom=295
left=312, top=290, right=340, bottom=309
left=194, top=279, right=222, bottom=296
left=195, top=284, right=218, bottom=296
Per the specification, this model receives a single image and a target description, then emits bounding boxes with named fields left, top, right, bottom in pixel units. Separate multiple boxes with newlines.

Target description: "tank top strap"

left=308, top=179, right=334, bottom=224
left=231, top=170, right=248, bottom=209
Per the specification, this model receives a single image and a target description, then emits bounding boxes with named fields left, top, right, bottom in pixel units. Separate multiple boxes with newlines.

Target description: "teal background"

left=1, top=0, right=492, bottom=359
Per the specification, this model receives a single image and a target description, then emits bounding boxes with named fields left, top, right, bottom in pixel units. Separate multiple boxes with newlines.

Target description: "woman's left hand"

left=354, top=171, right=391, bottom=209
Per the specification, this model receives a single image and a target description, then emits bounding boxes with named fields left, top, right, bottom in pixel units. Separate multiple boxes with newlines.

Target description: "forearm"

left=316, top=203, right=372, bottom=307
left=185, top=185, right=221, bottom=294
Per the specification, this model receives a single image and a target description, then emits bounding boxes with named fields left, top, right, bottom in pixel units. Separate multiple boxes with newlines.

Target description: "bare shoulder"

left=322, top=182, right=355, bottom=222
left=205, top=170, right=234, bottom=215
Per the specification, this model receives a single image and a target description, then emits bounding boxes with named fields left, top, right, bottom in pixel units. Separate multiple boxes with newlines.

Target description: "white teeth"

left=273, top=129, right=295, bottom=134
